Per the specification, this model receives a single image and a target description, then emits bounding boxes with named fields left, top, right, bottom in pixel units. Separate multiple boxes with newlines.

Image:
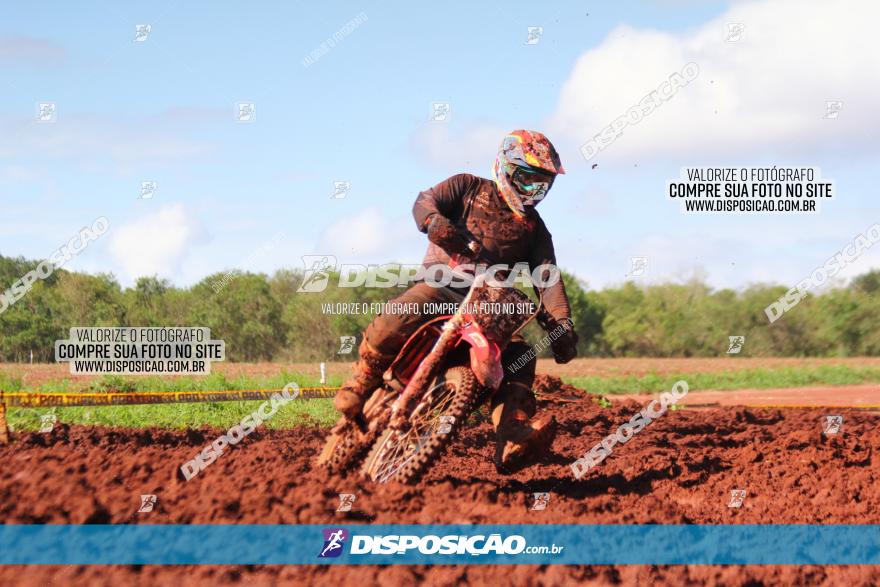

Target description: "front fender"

left=460, top=324, right=504, bottom=390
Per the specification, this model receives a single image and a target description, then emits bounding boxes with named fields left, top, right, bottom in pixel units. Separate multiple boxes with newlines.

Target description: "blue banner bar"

left=1, top=524, right=879, bottom=565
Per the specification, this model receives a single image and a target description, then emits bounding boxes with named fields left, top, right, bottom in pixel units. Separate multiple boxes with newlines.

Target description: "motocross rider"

left=334, top=130, right=578, bottom=469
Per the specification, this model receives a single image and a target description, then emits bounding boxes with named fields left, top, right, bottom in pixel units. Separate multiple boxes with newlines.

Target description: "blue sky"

left=1, top=0, right=878, bottom=291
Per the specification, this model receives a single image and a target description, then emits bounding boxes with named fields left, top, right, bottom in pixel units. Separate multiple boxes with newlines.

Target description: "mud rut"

left=1, top=375, right=878, bottom=586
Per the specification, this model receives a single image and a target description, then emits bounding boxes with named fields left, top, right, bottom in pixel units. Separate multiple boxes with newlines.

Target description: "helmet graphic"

left=492, top=130, right=564, bottom=219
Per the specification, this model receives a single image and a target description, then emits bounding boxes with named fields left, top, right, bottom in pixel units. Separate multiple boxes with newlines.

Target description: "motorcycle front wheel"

left=360, top=366, right=481, bottom=484
left=317, top=386, right=396, bottom=475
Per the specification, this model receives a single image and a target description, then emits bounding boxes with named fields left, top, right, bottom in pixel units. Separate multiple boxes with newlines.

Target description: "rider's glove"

left=549, top=320, right=579, bottom=364
left=426, top=214, right=471, bottom=257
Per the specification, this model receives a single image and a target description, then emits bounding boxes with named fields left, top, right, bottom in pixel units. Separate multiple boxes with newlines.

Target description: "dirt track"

left=613, top=383, right=880, bottom=408
left=6, top=356, right=880, bottom=387
left=1, top=376, right=879, bottom=586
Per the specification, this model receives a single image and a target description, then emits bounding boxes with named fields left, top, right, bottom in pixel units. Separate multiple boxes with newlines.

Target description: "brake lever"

left=536, top=307, right=556, bottom=330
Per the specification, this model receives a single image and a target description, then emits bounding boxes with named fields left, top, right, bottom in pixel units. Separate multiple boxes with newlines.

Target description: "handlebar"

left=453, top=240, right=557, bottom=336
left=449, top=240, right=483, bottom=267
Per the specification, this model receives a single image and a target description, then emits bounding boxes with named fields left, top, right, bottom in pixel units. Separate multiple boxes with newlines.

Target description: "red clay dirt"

left=1, top=375, right=878, bottom=586
left=613, top=383, right=880, bottom=409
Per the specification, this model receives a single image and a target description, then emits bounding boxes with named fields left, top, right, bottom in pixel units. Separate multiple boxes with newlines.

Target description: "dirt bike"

left=317, top=246, right=550, bottom=484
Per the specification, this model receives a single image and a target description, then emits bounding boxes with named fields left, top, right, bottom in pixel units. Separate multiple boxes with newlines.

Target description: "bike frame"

left=388, top=273, right=489, bottom=429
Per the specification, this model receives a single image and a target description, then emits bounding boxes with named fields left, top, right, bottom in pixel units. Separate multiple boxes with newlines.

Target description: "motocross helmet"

left=491, top=130, right=565, bottom=220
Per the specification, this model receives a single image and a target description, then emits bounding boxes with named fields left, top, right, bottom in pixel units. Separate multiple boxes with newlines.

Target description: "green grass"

left=2, top=371, right=342, bottom=432
left=564, top=364, right=880, bottom=395
left=3, top=363, right=880, bottom=431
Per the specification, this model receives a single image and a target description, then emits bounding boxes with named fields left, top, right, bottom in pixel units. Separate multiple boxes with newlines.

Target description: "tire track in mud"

left=1, top=375, right=878, bottom=585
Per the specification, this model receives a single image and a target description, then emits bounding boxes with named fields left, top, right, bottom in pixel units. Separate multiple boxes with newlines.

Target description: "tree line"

left=1, top=254, right=878, bottom=362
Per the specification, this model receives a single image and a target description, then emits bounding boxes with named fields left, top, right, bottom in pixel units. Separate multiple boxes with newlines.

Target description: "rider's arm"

left=530, top=217, right=572, bottom=324
left=412, top=173, right=479, bottom=231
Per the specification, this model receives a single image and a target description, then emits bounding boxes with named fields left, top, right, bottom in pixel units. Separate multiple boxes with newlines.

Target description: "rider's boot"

left=334, top=340, right=395, bottom=419
left=491, top=382, right=557, bottom=469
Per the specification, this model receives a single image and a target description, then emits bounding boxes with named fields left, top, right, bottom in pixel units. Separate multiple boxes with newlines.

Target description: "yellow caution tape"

left=0, top=387, right=341, bottom=408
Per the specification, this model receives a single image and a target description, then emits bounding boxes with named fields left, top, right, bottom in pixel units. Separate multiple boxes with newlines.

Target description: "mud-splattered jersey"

left=412, top=173, right=572, bottom=323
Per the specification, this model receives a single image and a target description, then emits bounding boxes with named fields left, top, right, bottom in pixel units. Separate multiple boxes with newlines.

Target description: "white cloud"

left=411, top=122, right=505, bottom=174
left=108, top=204, right=199, bottom=281
left=549, top=0, right=880, bottom=163
left=316, top=207, right=422, bottom=262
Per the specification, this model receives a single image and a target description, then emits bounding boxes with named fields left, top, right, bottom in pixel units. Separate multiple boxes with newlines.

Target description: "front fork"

left=388, top=269, right=488, bottom=431
left=388, top=315, right=462, bottom=430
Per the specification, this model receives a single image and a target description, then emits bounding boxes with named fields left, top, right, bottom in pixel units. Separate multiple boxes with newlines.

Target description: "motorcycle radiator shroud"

left=384, top=284, right=537, bottom=393
left=463, top=283, right=537, bottom=343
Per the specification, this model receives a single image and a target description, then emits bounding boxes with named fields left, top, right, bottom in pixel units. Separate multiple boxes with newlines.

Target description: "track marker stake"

left=0, top=399, right=9, bottom=445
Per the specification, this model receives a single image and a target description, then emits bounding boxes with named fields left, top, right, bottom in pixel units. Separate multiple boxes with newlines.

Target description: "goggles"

left=511, top=167, right=555, bottom=205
